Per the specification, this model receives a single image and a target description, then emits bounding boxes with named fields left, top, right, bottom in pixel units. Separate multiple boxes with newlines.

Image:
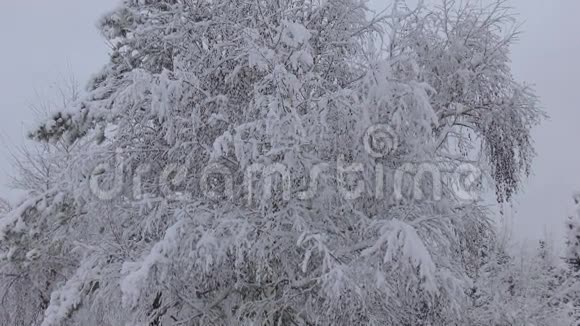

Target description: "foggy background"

left=0, top=0, right=578, bottom=246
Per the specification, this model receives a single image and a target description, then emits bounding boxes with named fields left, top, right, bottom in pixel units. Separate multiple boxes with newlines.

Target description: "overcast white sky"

left=0, top=1, right=578, bottom=245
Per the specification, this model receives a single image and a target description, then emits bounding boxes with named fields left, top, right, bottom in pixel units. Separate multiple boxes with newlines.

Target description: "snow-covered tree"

left=9, top=73, right=81, bottom=193
left=566, top=194, right=580, bottom=272
left=0, top=76, right=85, bottom=326
left=467, top=237, right=576, bottom=326
left=565, top=193, right=580, bottom=324
left=2, top=0, right=543, bottom=325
